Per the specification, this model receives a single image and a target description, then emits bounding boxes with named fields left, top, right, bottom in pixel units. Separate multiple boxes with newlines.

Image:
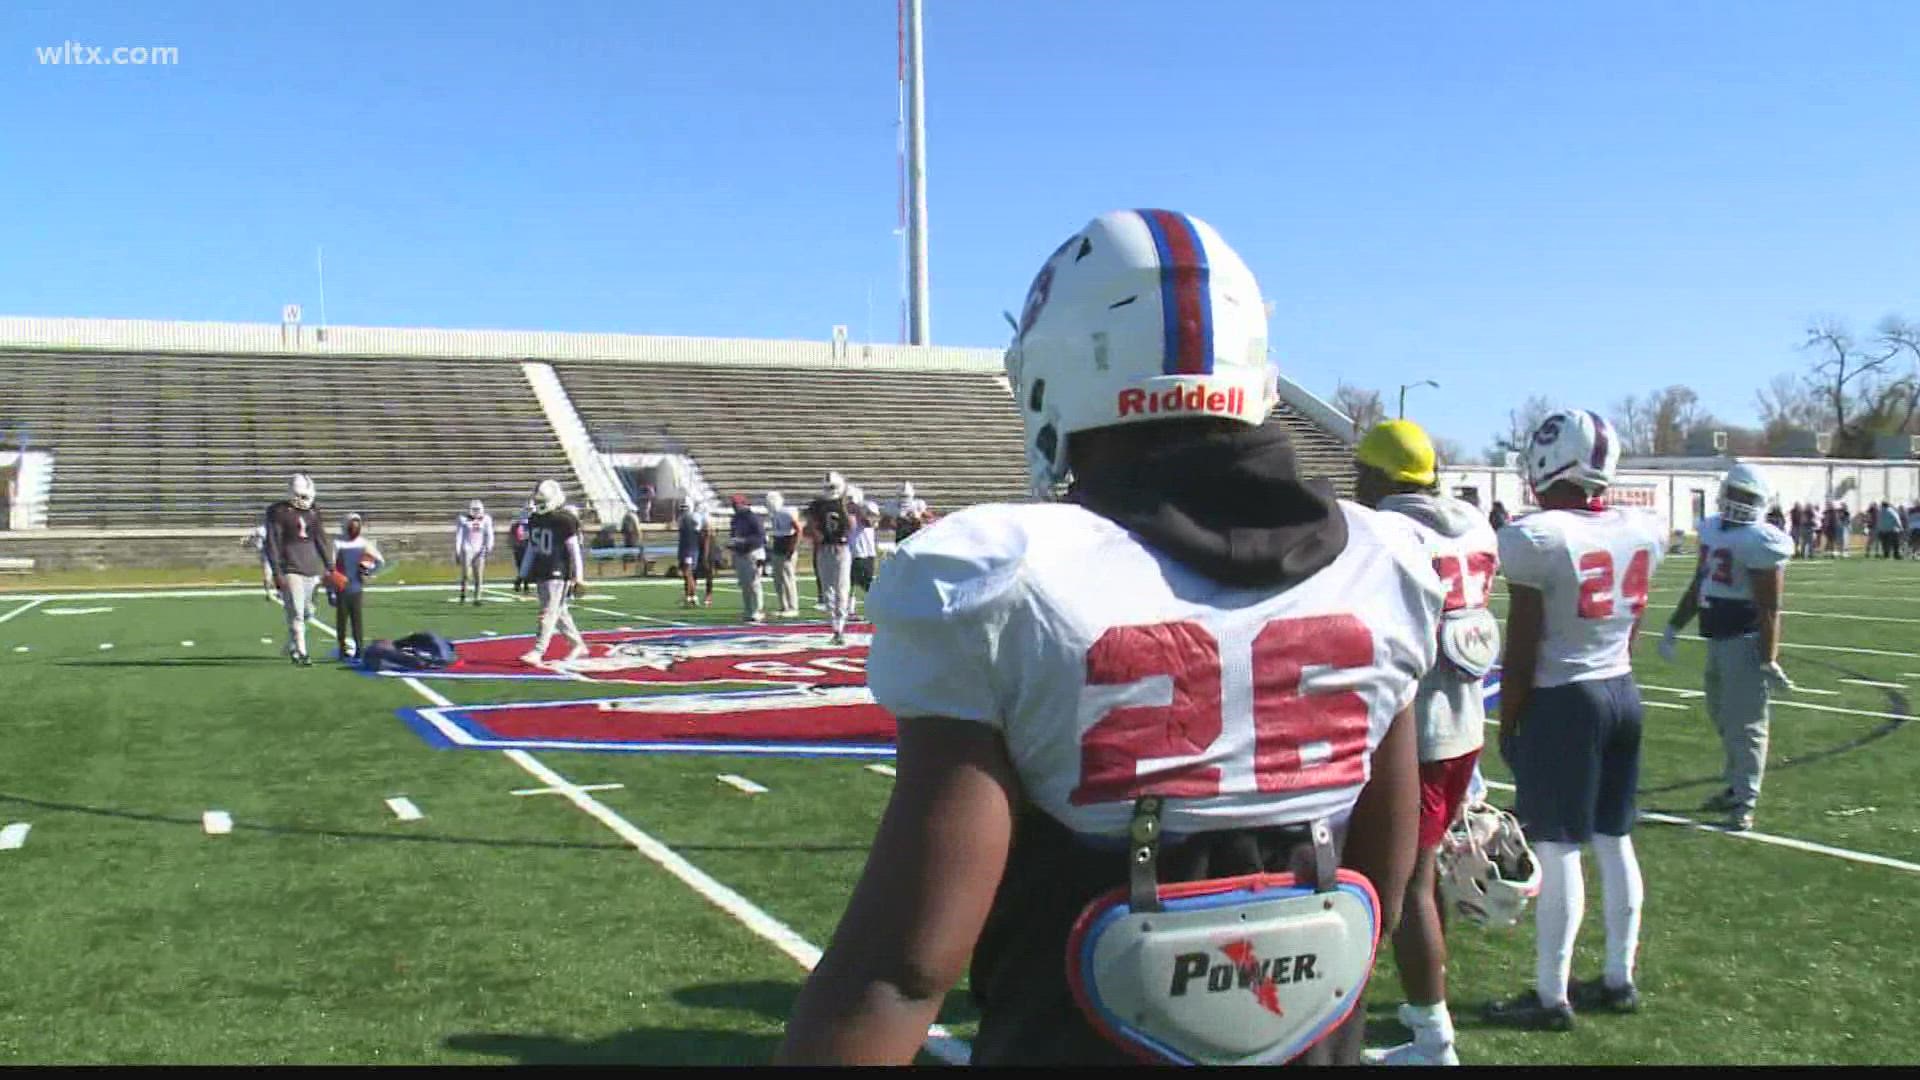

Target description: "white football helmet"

left=468, top=499, right=485, bottom=519
left=1720, top=463, right=1771, bottom=525
left=289, top=473, right=316, bottom=510
left=765, top=491, right=785, bottom=513
left=1523, top=409, right=1619, bottom=498
left=823, top=471, right=847, bottom=499
left=900, top=481, right=915, bottom=500
left=1437, top=802, right=1542, bottom=929
left=1005, top=209, right=1275, bottom=499
left=846, top=484, right=864, bottom=504
left=533, top=479, right=566, bottom=513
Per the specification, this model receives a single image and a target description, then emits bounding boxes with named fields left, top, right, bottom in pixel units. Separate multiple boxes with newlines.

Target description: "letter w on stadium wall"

left=389, top=624, right=899, bottom=757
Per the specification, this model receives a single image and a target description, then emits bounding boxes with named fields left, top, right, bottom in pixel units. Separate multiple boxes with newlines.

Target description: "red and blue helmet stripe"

left=1134, top=209, right=1214, bottom=376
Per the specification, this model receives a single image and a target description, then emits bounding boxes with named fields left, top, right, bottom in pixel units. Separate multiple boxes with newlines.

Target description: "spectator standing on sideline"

left=621, top=508, right=643, bottom=574
left=637, top=482, right=655, bottom=523
left=1766, top=503, right=1786, bottom=532
left=510, top=499, right=534, bottom=593
left=765, top=491, right=800, bottom=617
left=331, top=513, right=384, bottom=662
left=244, top=523, right=275, bottom=601
left=1489, top=500, right=1510, bottom=531
left=728, top=494, right=768, bottom=623
left=1909, top=502, right=1920, bottom=560
left=1879, top=500, right=1903, bottom=559
left=677, top=498, right=715, bottom=607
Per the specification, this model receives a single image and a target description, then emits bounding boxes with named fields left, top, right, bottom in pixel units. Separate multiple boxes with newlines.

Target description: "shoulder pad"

left=871, top=503, right=1078, bottom=623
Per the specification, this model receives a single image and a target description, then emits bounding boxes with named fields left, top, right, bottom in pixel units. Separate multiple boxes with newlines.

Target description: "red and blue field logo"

left=392, top=624, right=899, bottom=757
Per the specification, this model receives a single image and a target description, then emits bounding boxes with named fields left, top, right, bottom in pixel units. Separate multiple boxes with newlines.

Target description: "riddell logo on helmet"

left=1117, top=385, right=1246, bottom=418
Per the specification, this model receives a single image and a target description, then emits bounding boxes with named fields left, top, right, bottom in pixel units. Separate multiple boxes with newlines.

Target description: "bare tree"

left=1611, top=394, right=1656, bottom=456
left=1431, top=435, right=1467, bottom=468
left=1484, top=395, right=1557, bottom=465
left=1649, top=385, right=1703, bottom=455
left=1802, top=320, right=1890, bottom=456
left=1332, top=382, right=1386, bottom=433
left=1871, top=317, right=1920, bottom=435
left=1755, top=372, right=1823, bottom=453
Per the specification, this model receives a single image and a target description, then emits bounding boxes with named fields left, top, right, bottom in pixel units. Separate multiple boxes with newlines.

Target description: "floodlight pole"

left=1398, top=379, right=1439, bottom=418
left=903, top=0, right=931, bottom=345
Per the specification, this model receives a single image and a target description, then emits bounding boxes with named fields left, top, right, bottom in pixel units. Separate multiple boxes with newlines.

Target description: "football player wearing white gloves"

left=1485, top=410, right=1665, bottom=1033
left=1353, top=419, right=1500, bottom=1067
left=780, top=210, right=1442, bottom=1066
left=455, top=499, right=495, bottom=605
left=1656, top=463, right=1794, bottom=833
left=518, top=479, right=589, bottom=666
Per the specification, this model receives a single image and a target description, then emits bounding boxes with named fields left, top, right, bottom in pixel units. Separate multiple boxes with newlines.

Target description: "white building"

left=1439, top=456, right=1920, bottom=539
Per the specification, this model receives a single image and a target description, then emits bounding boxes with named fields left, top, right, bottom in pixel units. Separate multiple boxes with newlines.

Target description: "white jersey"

left=866, top=501, right=1445, bottom=839
left=455, top=513, right=494, bottom=559
left=1498, top=507, right=1666, bottom=688
left=1378, top=494, right=1499, bottom=763
left=1695, top=516, right=1792, bottom=604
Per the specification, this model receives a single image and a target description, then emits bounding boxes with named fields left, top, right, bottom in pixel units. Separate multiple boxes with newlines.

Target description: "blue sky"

left=5, top=1, right=1918, bottom=452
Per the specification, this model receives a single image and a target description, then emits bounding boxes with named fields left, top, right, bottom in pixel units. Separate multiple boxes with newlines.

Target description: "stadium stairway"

left=0, top=351, right=576, bottom=529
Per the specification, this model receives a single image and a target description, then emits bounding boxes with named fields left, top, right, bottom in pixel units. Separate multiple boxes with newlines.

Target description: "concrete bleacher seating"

left=559, top=359, right=1355, bottom=507
left=0, top=351, right=574, bottom=529
left=555, top=361, right=1033, bottom=510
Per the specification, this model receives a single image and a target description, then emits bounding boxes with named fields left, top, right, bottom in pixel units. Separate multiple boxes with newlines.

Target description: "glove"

left=1763, top=661, right=1795, bottom=693
left=1657, top=625, right=1678, bottom=663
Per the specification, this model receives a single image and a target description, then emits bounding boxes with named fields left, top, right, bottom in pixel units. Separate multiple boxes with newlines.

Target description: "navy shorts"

left=1511, top=675, right=1643, bottom=843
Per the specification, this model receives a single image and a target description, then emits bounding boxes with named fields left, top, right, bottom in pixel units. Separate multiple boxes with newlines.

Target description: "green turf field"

left=1, top=553, right=1916, bottom=1064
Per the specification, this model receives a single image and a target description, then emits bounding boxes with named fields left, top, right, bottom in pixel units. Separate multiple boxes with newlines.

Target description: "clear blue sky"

left=5, top=1, right=1919, bottom=453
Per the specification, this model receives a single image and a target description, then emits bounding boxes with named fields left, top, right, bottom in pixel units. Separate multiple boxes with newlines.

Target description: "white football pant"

left=768, top=550, right=799, bottom=614
left=817, top=543, right=853, bottom=634
left=532, top=579, right=586, bottom=657
left=280, top=573, right=320, bottom=656
left=1705, top=634, right=1772, bottom=812
left=460, top=552, right=487, bottom=596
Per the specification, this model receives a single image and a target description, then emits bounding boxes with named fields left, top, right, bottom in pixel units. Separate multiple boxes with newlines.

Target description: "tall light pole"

left=902, top=0, right=931, bottom=345
left=1399, top=379, right=1439, bottom=418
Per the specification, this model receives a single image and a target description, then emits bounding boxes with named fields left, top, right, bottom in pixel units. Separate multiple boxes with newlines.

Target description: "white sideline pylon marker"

left=180, top=640, right=195, bottom=647
left=97, top=643, right=113, bottom=651
left=865, top=764, right=897, bottom=778
left=717, top=774, right=769, bottom=795
left=386, top=797, right=424, bottom=821
left=0, top=823, right=31, bottom=851
left=202, top=811, right=233, bottom=836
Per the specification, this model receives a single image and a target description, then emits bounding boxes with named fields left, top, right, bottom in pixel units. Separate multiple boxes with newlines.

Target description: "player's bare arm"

left=1340, top=703, right=1420, bottom=937
left=776, top=716, right=1018, bottom=1065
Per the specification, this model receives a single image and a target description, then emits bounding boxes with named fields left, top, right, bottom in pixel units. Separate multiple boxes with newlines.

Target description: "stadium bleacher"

left=0, top=351, right=574, bottom=529
left=557, top=361, right=1356, bottom=509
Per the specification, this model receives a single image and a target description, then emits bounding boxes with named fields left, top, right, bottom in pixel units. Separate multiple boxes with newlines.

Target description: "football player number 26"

left=1576, top=549, right=1653, bottom=620
left=1071, top=615, right=1374, bottom=805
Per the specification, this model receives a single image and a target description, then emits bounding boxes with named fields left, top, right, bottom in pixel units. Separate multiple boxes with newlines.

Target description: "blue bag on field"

left=359, top=631, right=457, bottom=672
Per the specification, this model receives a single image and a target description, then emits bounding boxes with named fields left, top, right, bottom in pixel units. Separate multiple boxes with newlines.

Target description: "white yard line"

left=395, top=675, right=968, bottom=1064
left=866, top=764, right=898, bottom=778
left=0, top=575, right=819, bottom=604
left=1478, top=779, right=1920, bottom=875
left=1643, top=701, right=1688, bottom=711
left=1679, top=633, right=1920, bottom=660
left=1840, top=678, right=1908, bottom=690
left=0, top=598, right=45, bottom=625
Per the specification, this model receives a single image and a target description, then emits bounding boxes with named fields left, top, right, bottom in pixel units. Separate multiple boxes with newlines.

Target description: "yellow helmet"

left=1355, top=419, right=1438, bottom=487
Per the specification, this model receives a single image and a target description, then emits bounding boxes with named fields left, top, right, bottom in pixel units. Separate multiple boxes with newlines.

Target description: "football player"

left=846, top=485, right=881, bottom=618
left=1352, top=419, right=1500, bottom=1067
left=804, top=473, right=855, bottom=646
left=263, top=473, right=334, bottom=667
left=330, top=512, right=384, bottom=661
left=778, top=210, right=1442, bottom=1066
left=893, top=481, right=930, bottom=543
left=1656, top=464, right=1795, bottom=832
left=1484, top=410, right=1665, bottom=1032
left=517, top=479, right=589, bottom=666
left=455, top=499, right=495, bottom=605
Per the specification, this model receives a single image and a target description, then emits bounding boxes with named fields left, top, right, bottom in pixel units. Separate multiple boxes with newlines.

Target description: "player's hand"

left=1763, top=661, right=1795, bottom=693
left=569, top=580, right=585, bottom=600
left=1657, top=625, right=1678, bottom=663
left=273, top=575, right=287, bottom=593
